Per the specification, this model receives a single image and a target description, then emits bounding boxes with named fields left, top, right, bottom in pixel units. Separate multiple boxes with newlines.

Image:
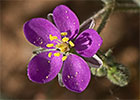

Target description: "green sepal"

left=91, top=66, right=107, bottom=77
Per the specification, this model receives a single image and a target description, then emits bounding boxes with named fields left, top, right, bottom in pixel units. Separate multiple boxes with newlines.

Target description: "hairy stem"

left=97, top=0, right=115, bottom=34
left=115, top=3, right=140, bottom=13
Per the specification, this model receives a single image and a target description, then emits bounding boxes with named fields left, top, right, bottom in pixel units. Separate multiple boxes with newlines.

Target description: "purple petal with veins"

left=74, top=29, right=103, bottom=57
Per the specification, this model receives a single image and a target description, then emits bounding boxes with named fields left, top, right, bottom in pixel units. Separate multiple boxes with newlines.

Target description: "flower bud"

left=91, top=66, right=107, bottom=77
left=107, top=63, right=129, bottom=87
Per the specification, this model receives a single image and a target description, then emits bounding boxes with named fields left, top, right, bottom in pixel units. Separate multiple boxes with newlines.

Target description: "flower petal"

left=62, top=54, right=91, bottom=93
left=74, top=29, right=103, bottom=57
left=53, top=5, right=79, bottom=39
left=85, top=54, right=103, bottom=68
left=24, top=18, right=61, bottom=48
left=27, top=51, right=63, bottom=84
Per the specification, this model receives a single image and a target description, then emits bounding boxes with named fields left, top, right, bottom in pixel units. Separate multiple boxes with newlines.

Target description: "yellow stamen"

left=62, top=37, right=69, bottom=42
left=62, top=56, right=67, bottom=61
left=46, top=43, right=54, bottom=47
left=69, top=41, right=75, bottom=47
left=61, top=32, right=67, bottom=36
left=49, top=34, right=58, bottom=41
left=48, top=52, right=52, bottom=58
left=54, top=53, right=60, bottom=57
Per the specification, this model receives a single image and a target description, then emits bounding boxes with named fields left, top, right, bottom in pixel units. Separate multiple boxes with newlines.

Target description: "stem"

left=97, top=1, right=115, bottom=34
left=115, top=3, right=140, bottom=13
left=103, top=62, right=110, bottom=69
left=97, top=8, right=112, bottom=34
left=93, top=7, right=107, bottom=19
left=133, top=0, right=140, bottom=7
left=75, top=6, right=109, bottom=41
left=97, top=51, right=113, bottom=70
left=80, top=7, right=107, bottom=29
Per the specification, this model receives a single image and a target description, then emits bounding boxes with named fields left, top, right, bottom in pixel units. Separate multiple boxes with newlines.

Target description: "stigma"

left=46, top=32, right=75, bottom=61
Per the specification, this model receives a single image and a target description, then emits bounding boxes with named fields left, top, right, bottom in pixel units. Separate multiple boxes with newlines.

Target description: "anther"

left=54, top=53, right=60, bottom=57
left=49, top=34, right=58, bottom=41
left=48, top=52, right=52, bottom=58
left=62, top=37, right=69, bottom=42
left=69, top=41, right=75, bottom=47
left=62, top=56, right=67, bottom=61
left=46, top=43, right=54, bottom=47
left=61, top=32, right=67, bottom=36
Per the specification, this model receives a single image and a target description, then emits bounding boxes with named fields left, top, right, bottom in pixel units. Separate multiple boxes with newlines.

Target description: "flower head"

left=23, top=5, right=103, bottom=93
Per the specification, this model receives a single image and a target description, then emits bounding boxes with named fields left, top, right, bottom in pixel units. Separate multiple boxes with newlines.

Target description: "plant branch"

left=115, top=3, right=140, bottom=13
left=97, top=0, right=115, bottom=34
left=133, top=0, right=140, bottom=7
left=80, top=6, right=107, bottom=29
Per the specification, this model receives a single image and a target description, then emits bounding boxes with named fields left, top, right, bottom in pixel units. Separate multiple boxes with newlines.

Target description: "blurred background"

left=0, top=0, right=139, bottom=99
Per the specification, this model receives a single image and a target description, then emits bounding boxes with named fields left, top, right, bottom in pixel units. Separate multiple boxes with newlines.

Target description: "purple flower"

left=23, top=5, right=103, bottom=93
